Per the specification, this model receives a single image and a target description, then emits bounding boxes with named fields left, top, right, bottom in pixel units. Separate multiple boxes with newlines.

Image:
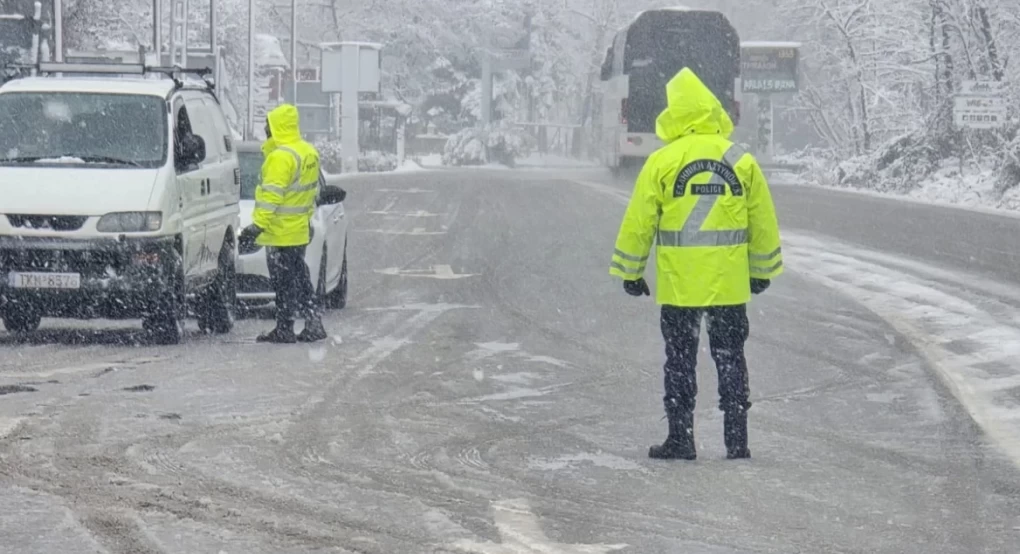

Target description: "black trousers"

left=660, top=304, right=752, bottom=414
left=266, top=245, right=317, bottom=324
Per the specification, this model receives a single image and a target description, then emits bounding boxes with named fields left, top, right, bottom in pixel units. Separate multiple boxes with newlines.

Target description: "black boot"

left=649, top=409, right=696, bottom=460
left=297, top=317, right=328, bottom=343
left=724, top=409, right=751, bottom=459
left=257, top=321, right=297, bottom=344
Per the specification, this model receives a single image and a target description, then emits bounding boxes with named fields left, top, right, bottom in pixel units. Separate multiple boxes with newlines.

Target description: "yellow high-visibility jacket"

left=253, top=103, right=321, bottom=247
left=610, top=68, right=783, bottom=307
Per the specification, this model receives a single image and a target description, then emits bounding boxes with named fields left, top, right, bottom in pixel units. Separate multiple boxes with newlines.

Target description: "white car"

left=235, top=141, right=349, bottom=312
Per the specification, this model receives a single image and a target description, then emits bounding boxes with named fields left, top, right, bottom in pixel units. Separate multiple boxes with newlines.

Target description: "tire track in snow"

left=784, top=231, right=1020, bottom=470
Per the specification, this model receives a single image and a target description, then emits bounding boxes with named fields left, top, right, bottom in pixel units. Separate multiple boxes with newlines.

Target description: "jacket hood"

left=265, top=103, right=302, bottom=149
left=655, top=68, right=734, bottom=143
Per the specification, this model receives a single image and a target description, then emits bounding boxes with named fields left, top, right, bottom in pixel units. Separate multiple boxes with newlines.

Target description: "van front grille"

left=6, top=214, right=88, bottom=231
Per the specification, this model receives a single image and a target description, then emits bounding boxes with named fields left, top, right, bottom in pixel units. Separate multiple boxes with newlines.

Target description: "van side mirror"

left=178, top=134, right=206, bottom=166
left=318, top=185, right=346, bottom=205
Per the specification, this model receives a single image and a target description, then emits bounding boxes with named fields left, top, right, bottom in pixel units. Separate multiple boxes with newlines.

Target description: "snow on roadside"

left=516, top=153, right=598, bottom=169
left=392, top=160, right=426, bottom=173
left=776, top=153, right=1020, bottom=214
left=784, top=230, right=1020, bottom=470
left=418, top=153, right=444, bottom=168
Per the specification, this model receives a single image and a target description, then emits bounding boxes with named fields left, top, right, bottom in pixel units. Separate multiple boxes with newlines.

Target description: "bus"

left=599, top=8, right=741, bottom=174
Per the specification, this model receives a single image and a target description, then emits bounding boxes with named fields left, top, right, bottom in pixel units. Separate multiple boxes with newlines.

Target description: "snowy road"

left=2, top=169, right=1020, bottom=553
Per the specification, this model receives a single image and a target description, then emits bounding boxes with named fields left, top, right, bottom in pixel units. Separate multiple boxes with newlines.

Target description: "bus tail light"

left=620, top=98, right=628, bottom=125
left=732, top=99, right=741, bottom=125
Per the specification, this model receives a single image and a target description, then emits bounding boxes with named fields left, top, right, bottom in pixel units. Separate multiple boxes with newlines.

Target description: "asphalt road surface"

left=2, top=168, right=1019, bottom=553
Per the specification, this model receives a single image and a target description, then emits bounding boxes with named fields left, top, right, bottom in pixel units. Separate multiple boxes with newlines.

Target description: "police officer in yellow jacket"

left=239, top=104, right=327, bottom=343
left=610, top=68, right=783, bottom=460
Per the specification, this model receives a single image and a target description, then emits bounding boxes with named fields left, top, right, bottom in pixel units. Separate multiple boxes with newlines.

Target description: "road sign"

left=489, top=48, right=530, bottom=71
left=960, top=80, right=1009, bottom=95
left=955, top=80, right=1009, bottom=129
left=741, top=42, right=800, bottom=94
left=320, top=44, right=381, bottom=93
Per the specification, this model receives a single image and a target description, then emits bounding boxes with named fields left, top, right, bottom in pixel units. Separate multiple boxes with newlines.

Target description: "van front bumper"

left=0, top=235, right=179, bottom=319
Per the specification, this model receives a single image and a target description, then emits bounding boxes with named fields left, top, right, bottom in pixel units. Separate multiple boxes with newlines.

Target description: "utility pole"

left=169, top=0, right=188, bottom=67
left=53, top=0, right=62, bottom=62
left=209, top=0, right=216, bottom=54
left=247, top=0, right=256, bottom=139
left=290, top=0, right=298, bottom=106
left=153, top=0, right=163, bottom=63
left=340, top=42, right=359, bottom=173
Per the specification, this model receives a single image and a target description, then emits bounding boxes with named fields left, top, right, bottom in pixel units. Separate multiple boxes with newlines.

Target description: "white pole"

left=153, top=0, right=162, bottom=63
left=53, top=0, right=62, bottom=62
left=396, top=116, right=406, bottom=166
left=290, top=0, right=298, bottom=105
left=247, top=0, right=255, bottom=139
left=29, top=2, right=41, bottom=75
left=341, top=43, right=359, bottom=173
left=480, top=34, right=493, bottom=164
left=209, top=0, right=217, bottom=53
left=169, top=0, right=177, bottom=65
left=181, top=0, right=189, bottom=66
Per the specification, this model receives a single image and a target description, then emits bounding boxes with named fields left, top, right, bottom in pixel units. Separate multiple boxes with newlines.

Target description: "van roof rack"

left=1, top=61, right=214, bottom=92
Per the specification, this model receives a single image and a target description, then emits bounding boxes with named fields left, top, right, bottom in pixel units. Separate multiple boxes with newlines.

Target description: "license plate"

left=8, top=272, right=82, bottom=290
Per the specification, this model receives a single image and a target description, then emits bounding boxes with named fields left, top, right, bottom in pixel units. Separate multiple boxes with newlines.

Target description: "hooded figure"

left=609, top=68, right=783, bottom=461
left=240, top=104, right=327, bottom=343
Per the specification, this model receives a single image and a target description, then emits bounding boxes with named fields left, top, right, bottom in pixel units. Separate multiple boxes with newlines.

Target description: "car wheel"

left=1, top=301, right=42, bottom=333
left=325, top=239, right=348, bottom=310
left=144, top=251, right=186, bottom=345
left=197, top=239, right=237, bottom=335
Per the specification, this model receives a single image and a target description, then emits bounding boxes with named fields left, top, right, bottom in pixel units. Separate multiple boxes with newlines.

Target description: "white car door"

left=318, top=172, right=346, bottom=288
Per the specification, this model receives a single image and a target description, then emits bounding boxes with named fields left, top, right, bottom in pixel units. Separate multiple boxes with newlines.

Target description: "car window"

left=184, top=95, right=221, bottom=162
left=201, top=96, right=234, bottom=157
left=238, top=151, right=262, bottom=200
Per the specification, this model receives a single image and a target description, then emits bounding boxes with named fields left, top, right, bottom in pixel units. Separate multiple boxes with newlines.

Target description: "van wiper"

left=75, top=155, right=142, bottom=167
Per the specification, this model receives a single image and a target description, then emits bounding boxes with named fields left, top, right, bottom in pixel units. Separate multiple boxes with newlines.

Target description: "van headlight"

left=97, top=212, right=162, bottom=232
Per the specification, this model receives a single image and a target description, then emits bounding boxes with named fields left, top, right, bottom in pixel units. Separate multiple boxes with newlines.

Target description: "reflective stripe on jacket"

left=609, top=68, right=783, bottom=307
left=253, top=103, right=321, bottom=247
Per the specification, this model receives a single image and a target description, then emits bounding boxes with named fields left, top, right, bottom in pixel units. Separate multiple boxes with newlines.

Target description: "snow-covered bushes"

left=834, top=132, right=942, bottom=193
left=359, top=151, right=398, bottom=173
left=996, top=134, right=1020, bottom=195
left=313, top=141, right=345, bottom=174
left=442, top=123, right=535, bottom=167
left=312, top=140, right=398, bottom=174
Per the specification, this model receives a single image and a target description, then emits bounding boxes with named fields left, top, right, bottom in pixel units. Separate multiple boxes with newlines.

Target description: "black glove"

left=623, top=278, right=651, bottom=297
left=239, top=224, right=263, bottom=251
left=750, top=278, right=771, bottom=295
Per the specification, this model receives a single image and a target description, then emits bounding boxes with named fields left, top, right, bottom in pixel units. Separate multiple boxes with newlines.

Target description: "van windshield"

left=0, top=91, right=167, bottom=168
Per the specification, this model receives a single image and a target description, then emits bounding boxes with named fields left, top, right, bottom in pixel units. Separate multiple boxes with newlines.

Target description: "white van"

left=0, top=64, right=241, bottom=344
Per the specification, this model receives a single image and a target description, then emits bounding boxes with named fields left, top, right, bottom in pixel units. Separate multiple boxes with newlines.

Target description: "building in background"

left=0, top=0, right=53, bottom=69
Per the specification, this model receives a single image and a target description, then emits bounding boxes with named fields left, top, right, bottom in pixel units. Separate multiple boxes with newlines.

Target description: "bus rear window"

left=623, top=11, right=740, bottom=133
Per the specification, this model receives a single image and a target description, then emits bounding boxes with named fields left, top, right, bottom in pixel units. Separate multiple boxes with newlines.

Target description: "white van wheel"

left=1, top=303, right=42, bottom=333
